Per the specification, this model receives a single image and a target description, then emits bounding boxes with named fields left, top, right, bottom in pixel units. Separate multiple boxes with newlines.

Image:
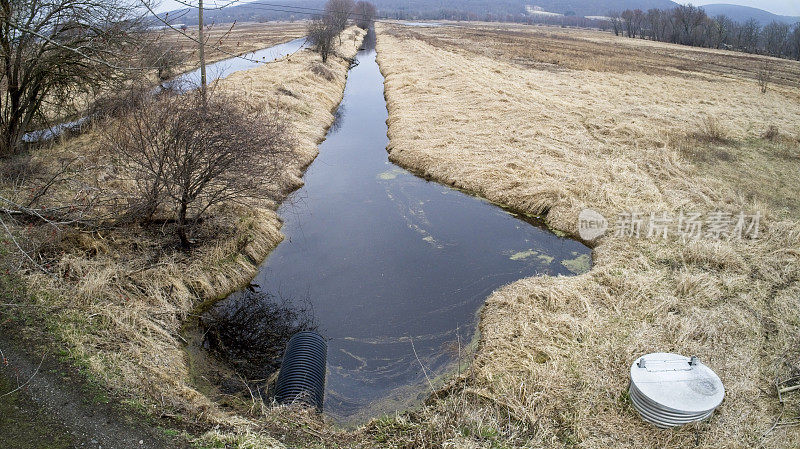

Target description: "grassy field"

left=371, top=22, right=800, bottom=448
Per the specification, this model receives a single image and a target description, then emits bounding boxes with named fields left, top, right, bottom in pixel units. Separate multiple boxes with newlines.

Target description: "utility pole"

left=198, top=0, right=207, bottom=102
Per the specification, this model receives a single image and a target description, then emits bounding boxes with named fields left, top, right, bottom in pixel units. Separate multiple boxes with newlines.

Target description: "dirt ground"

left=0, top=332, right=189, bottom=449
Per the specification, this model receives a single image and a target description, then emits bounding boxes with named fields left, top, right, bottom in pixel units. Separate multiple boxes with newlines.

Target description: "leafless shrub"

left=141, top=38, right=187, bottom=82
left=105, top=89, right=294, bottom=248
left=757, top=60, right=774, bottom=93
left=201, top=290, right=317, bottom=381
left=0, top=153, right=109, bottom=228
left=0, top=151, right=117, bottom=273
left=307, top=16, right=338, bottom=63
left=310, top=62, right=335, bottom=81
left=690, top=116, right=731, bottom=144
left=89, top=84, right=152, bottom=120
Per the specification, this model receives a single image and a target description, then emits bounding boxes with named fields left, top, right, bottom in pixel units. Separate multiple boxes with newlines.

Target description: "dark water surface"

left=220, top=30, right=591, bottom=423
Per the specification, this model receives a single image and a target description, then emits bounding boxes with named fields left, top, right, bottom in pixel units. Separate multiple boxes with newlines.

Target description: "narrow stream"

left=172, top=37, right=307, bottom=91
left=24, top=38, right=308, bottom=141
left=213, top=30, right=591, bottom=423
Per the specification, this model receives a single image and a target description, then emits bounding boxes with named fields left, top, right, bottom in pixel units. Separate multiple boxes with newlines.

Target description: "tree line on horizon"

left=609, top=5, right=800, bottom=60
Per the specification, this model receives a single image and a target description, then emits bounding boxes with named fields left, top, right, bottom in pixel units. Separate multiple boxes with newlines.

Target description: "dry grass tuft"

left=690, top=116, right=732, bottom=145
left=310, top=62, right=335, bottom=81
left=762, top=124, right=781, bottom=141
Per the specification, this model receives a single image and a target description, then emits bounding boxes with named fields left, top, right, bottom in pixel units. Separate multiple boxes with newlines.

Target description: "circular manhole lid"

left=630, top=352, right=724, bottom=415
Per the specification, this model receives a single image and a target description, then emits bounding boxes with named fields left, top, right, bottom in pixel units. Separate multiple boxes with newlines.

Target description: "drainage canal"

left=24, top=37, right=308, bottom=141
left=204, top=29, right=592, bottom=423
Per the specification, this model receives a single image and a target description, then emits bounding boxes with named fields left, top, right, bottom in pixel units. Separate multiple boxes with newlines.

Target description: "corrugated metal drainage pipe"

left=275, top=331, right=327, bottom=411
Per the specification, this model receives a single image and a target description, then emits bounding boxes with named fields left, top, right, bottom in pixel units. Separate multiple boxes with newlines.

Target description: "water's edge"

left=205, top=27, right=591, bottom=424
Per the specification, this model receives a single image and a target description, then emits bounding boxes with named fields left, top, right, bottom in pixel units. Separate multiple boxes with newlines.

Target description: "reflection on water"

left=219, top=29, right=591, bottom=423
left=201, top=290, right=317, bottom=381
left=171, top=37, right=308, bottom=91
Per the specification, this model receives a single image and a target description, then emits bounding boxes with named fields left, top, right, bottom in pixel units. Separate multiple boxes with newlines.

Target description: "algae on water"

left=510, top=249, right=538, bottom=261
left=377, top=167, right=408, bottom=180
left=561, top=253, right=591, bottom=274
left=509, top=249, right=554, bottom=265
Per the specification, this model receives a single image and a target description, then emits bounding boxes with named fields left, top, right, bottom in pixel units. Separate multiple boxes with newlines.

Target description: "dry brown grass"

left=387, top=22, right=800, bottom=99
left=372, top=22, right=800, bottom=448
left=0, top=26, right=365, bottom=445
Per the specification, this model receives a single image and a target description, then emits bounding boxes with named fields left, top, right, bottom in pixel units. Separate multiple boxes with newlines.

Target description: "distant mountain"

left=164, top=0, right=681, bottom=25
left=700, top=4, right=800, bottom=25
left=161, top=1, right=799, bottom=26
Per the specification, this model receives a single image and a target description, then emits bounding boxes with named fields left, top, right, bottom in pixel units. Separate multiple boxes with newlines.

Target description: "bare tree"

left=762, top=21, right=790, bottom=57
left=632, top=9, right=645, bottom=38
left=325, top=0, right=355, bottom=35
left=354, top=1, right=377, bottom=30
left=791, top=23, right=800, bottom=60
left=0, top=0, right=153, bottom=157
left=608, top=11, right=622, bottom=37
left=106, top=90, right=294, bottom=248
left=740, top=18, right=761, bottom=53
left=670, top=4, right=707, bottom=46
left=307, top=16, right=337, bottom=63
left=646, top=9, right=668, bottom=41
left=711, top=15, right=732, bottom=49
left=621, top=10, right=634, bottom=38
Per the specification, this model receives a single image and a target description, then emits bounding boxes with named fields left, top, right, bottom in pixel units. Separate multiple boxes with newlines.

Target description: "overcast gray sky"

left=690, top=1, right=800, bottom=16
left=154, top=1, right=800, bottom=17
